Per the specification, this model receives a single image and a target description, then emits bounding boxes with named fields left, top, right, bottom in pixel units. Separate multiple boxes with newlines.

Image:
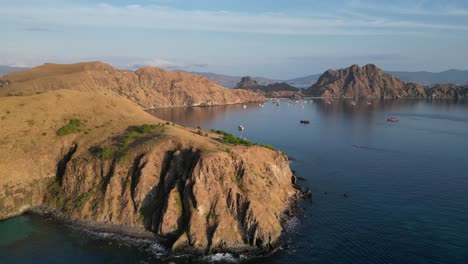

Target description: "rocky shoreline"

left=25, top=188, right=306, bottom=259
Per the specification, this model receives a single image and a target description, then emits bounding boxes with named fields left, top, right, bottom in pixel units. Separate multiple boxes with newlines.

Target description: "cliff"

left=234, top=76, right=301, bottom=98
left=0, top=90, right=297, bottom=254
left=307, top=64, right=427, bottom=98
left=428, top=84, right=468, bottom=99
left=0, top=62, right=264, bottom=108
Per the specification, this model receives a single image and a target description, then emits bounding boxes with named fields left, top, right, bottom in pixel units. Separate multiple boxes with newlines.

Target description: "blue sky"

left=1, top=0, right=468, bottom=78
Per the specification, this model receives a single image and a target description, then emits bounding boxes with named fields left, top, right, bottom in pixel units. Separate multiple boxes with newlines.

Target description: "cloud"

left=2, top=2, right=468, bottom=36
left=286, top=53, right=410, bottom=62
left=125, top=58, right=208, bottom=70
left=347, top=0, right=468, bottom=17
left=23, top=27, right=53, bottom=32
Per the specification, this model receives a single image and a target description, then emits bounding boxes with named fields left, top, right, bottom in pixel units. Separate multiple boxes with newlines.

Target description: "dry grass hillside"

left=0, top=62, right=264, bottom=108
left=0, top=89, right=296, bottom=254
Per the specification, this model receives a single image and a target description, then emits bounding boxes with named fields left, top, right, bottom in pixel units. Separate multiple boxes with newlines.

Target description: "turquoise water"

left=1, top=99, right=467, bottom=263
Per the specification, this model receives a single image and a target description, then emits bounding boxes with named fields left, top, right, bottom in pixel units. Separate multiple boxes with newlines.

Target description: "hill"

left=307, top=64, right=427, bottom=98
left=0, top=62, right=264, bottom=108
left=0, top=89, right=297, bottom=254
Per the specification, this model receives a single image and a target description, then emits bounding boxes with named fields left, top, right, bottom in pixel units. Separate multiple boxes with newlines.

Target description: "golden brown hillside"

left=0, top=62, right=264, bottom=108
left=0, top=90, right=297, bottom=254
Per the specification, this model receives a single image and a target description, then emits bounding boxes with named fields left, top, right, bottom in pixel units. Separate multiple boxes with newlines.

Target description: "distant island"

left=233, top=76, right=303, bottom=98
left=190, top=69, right=468, bottom=89
left=227, top=64, right=467, bottom=100
left=306, top=64, right=467, bottom=99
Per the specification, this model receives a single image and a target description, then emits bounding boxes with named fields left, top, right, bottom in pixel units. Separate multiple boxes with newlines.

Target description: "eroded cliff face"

left=0, top=90, right=297, bottom=254
left=428, top=84, right=468, bottom=99
left=43, top=135, right=295, bottom=253
left=0, top=62, right=264, bottom=108
left=308, top=64, right=427, bottom=98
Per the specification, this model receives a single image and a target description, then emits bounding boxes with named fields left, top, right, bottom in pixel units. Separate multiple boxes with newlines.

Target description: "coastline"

left=23, top=186, right=306, bottom=258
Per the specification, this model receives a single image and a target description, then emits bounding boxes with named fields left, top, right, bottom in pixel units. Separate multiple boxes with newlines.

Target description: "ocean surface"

left=1, top=99, right=467, bottom=264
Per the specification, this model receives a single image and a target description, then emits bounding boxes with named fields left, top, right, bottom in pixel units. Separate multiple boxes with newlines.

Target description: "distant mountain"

left=191, top=72, right=279, bottom=88
left=387, top=70, right=468, bottom=85
left=192, top=68, right=468, bottom=89
left=307, top=64, right=427, bottom=98
left=285, top=74, right=321, bottom=87
left=0, top=66, right=29, bottom=76
left=234, top=76, right=302, bottom=98
left=190, top=72, right=317, bottom=88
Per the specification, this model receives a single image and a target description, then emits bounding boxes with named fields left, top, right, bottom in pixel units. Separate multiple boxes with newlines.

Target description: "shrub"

left=263, top=144, right=275, bottom=150
left=225, top=148, right=232, bottom=153
left=121, top=131, right=139, bottom=148
left=57, top=119, right=82, bottom=136
left=137, top=124, right=157, bottom=133
left=213, top=129, right=275, bottom=150
left=100, top=146, right=115, bottom=160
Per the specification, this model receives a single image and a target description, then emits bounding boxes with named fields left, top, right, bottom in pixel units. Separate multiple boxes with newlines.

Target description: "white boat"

left=238, top=125, right=244, bottom=131
left=243, top=105, right=247, bottom=109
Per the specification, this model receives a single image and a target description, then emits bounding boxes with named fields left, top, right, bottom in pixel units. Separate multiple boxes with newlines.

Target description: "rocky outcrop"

left=428, top=84, right=468, bottom=99
left=0, top=62, right=264, bottom=108
left=0, top=90, right=297, bottom=254
left=234, top=76, right=301, bottom=98
left=307, top=64, right=427, bottom=98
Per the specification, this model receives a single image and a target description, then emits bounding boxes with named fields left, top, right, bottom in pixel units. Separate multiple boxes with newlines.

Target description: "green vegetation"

left=122, top=130, right=139, bottom=148
left=57, top=119, right=82, bottom=136
left=100, top=146, right=115, bottom=160
left=263, top=144, right=275, bottom=150
left=137, top=124, right=157, bottom=133
left=211, top=129, right=276, bottom=150
left=225, top=147, right=232, bottom=153
left=90, top=123, right=163, bottom=160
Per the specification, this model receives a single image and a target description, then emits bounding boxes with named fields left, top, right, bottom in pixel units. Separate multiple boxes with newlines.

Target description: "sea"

left=1, top=99, right=467, bottom=264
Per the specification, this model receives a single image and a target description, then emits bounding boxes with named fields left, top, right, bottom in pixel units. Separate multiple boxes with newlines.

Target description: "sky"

left=1, top=0, right=468, bottom=79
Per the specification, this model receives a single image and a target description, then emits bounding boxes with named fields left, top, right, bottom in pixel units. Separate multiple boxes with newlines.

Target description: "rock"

left=0, top=62, right=264, bottom=108
left=307, top=64, right=427, bottom=98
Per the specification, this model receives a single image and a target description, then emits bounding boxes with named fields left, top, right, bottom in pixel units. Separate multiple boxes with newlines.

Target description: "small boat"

left=238, top=125, right=244, bottom=131
left=387, top=117, right=400, bottom=122
left=243, top=105, right=247, bottom=109
left=300, top=120, right=310, bottom=124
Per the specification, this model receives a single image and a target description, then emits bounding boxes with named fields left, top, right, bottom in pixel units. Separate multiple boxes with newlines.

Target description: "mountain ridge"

left=0, top=62, right=264, bottom=108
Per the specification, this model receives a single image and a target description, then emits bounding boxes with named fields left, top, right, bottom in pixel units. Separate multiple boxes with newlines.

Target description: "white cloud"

left=1, top=2, right=468, bottom=36
left=347, top=0, right=468, bottom=17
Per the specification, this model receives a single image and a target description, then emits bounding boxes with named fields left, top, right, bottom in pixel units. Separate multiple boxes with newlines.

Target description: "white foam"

left=204, top=253, right=248, bottom=263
